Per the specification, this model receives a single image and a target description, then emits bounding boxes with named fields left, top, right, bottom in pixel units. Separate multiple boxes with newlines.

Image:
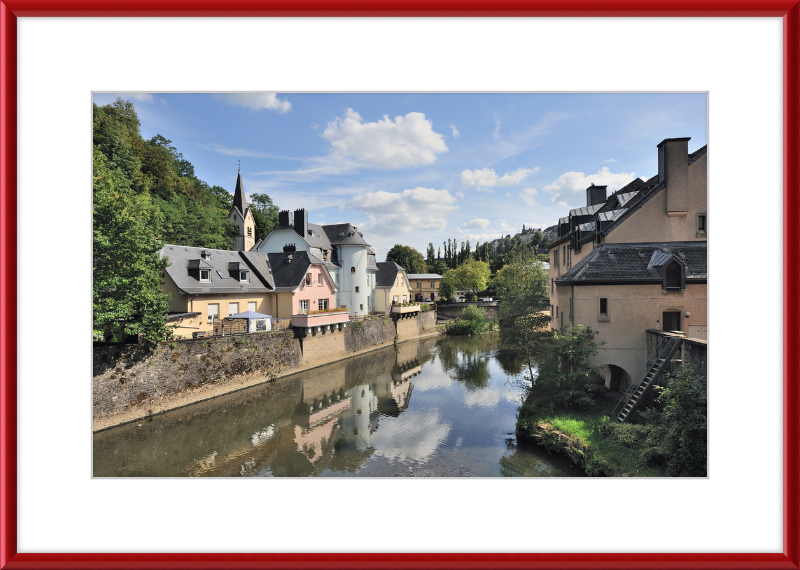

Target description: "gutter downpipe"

left=189, top=294, right=198, bottom=312
left=571, top=285, right=575, bottom=327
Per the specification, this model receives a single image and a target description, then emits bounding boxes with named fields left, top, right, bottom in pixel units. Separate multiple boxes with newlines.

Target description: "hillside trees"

left=249, top=193, right=280, bottom=242
left=386, top=244, right=427, bottom=274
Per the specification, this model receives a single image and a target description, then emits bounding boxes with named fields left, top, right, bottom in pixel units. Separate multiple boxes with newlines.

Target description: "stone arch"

left=607, top=364, right=632, bottom=392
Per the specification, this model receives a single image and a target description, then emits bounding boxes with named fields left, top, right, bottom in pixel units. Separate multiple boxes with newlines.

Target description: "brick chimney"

left=294, top=208, right=308, bottom=239
left=657, top=137, right=691, bottom=216
left=586, top=184, right=607, bottom=207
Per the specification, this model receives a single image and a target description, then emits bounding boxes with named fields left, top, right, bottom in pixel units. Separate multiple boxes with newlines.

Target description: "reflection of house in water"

left=186, top=344, right=426, bottom=476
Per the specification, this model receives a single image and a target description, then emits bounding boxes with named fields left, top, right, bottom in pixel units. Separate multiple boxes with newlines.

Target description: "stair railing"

left=611, top=336, right=671, bottom=418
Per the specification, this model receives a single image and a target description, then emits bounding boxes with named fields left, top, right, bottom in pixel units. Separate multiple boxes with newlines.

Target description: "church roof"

left=230, top=169, right=249, bottom=220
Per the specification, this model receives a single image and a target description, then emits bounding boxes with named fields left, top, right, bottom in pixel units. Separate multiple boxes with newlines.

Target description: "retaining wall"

left=94, top=312, right=440, bottom=427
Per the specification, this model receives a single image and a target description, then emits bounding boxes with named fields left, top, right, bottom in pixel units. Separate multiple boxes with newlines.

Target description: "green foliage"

left=249, top=193, right=280, bottom=242
left=386, top=244, right=427, bottom=274
left=419, top=303, right=431, bottom=312
left=451, top=259, right=491, bottom=297
left=439, top=270, right=456, bottom=302
left=445, top=304, right=491, bottom=336
left=93, top=148, right=170, bottom=343
left=638, top=364, right=707, bottom=476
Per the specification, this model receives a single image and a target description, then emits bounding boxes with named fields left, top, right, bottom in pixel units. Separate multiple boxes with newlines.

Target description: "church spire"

left=232, top=165, right=247, bottom=216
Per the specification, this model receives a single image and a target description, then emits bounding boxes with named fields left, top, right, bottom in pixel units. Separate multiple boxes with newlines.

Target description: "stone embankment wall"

left=94, top=312, right=440, bottom=428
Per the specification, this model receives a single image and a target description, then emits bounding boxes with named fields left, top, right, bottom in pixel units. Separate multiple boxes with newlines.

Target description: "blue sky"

left=93, top=92, right=707, bottom=259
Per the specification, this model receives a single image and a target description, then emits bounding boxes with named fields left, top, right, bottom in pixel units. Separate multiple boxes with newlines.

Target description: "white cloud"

left=543, top=167, right=637, bottom=205
left=198, top=142, right=300, bottom=160
left=458, top=218, right=491, bottom=231
left=604, top=158, right=617, bottom=163
left=322, top=108, right=448, bottom=170
left=310, top=123, right=319, bottom=130
left=347, top=187, right=458, bottom=237
left=519, top=187, right=538, bottom=206
left=216, top=93, right=292, bottom=113
left=460, top=167, right=539, bottom=191
left=505, top=192, right=511, bottom=197
left=450, top=123, right=460, bottom=138
left=455, top=191, right=466, bottom=199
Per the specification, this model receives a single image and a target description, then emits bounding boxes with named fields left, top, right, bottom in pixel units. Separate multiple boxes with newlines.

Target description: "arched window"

left=350, top=267, right=356, bottom=274
left=666, top=261, right=682, bottom=290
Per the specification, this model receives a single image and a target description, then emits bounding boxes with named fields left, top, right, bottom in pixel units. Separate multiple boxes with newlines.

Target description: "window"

left=417, top=281, right=422, bottom=289
left=666, top=262, right=682, bottom=290
left=240, top=271, right=248, bottom=282
left=299, top=300, right=309, bottom=314
left=360, top=304, right=364, bottom=311
left=318, top=299, right=329, bottom=310
left=598, top=297, right=610, bottom=322
left=351, top=267, right=356, bottom=274
left=554, top=250, right=559, bottom=267
left=551, top=279, right=553, bottom=294
left=247, top=227, right=252, bottom=237
left=430, top=281, right=435, bottom=289
left=318, top=273, right=323, bottom=286
left=697, top=213, right=707, bottom=237
left=393, top=296, right=399, bottom=303
left=229, top=302, right=239, bottom=316
left=248, top=302, right=256, bottom=312
left=200, top=269, right=210, bottom=282
left=355, top=286, right=359, bottom=293
left=305, top=273, right=311, bottom=285
left=402, top=295, right=407, bottom=303
left=207, top=303, right=219, bottom=323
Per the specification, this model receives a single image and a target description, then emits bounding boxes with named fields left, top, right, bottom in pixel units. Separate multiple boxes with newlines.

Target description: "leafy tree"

left=386, top=244, right=427, bottom=274
left=426, top=242, right=435, bottom=265
left=439, top=270, right=456, bottom=302
left=249, top=192, right=280, bottom=242
left=93, top=148, right=170, bottom=343
left=429, top=259, right=448, bottom=276
left=639, top=364, right=707, bottom=476
left=452, top=260, right=491, bottom=299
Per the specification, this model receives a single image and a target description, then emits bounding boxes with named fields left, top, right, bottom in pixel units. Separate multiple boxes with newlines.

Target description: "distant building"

left=374, top=261, right=413, bottom=313
left=228, top=168, right=256, bottom=252
left=406, top=274, right=443, bottom=301
left=548, top=137, right=707, bottom=391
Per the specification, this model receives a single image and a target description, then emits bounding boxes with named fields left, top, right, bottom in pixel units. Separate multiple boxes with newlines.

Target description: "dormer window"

left=200, top=269, right=210, bottom=282
left=697, top=213, right=707, bottom=237
left=240, top=271, right=249, bottom=283
left=665, top=262, right=682, bottom=290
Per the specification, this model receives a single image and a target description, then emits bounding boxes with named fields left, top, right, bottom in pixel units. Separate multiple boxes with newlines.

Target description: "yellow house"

left=160, top=245, right=277, bottom=338
left=406, top=273, right=443, bottom=302
left=374, top=261, right=413, bottom=313
left=547, top=137, right=707, bottom=391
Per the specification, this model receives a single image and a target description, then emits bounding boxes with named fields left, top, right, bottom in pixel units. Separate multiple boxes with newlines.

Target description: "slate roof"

left=577, top=222, right=596, bottom=232
left=161, top=245, right=273, bottom=294
left=229, top=170, right=249, bottom=220
left=239, top=251, right=275, bottom=289
left=306, top=223, right=333, bottom=250
left=267, top=251, right=336, bottom=292
left=688, top=145, right=708, bottom=165
left=569, top=203, right=604, bottom=217
left=321, top=223, right=371, bottom=246
left=407, top=274, right=443, bottom=280
left=367, top=252, right=379, bottom=271
left=596, top=208, right=628, bottom=222
left=167, top=312, right=201, bottom=321
left=375, top=261, right=405, bottom=288
left=556, top=242, right=707, bottom=284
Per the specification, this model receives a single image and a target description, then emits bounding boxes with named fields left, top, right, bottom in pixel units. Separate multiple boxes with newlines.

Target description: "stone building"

left=547, top=137, right=707, bottom=391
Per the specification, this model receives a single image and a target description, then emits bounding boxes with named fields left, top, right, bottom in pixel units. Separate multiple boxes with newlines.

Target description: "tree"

left=249, top=192, right=280, bottom=242
left=429, top=259, right=448, bottom=276
left=426, top=242, right=435, bottom=265
left=93, top=148, right=170, bottom=343
left=452, top=259, right=491, bottom=299
left=640, top=364, right=707, bottom=476
left=386, top=244, right=427, bottom=274
left=439, top=270, right=457, bottom=302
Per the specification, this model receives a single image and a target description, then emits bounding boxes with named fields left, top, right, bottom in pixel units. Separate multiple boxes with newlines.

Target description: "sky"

left=92, top=92, right=707, bottom=260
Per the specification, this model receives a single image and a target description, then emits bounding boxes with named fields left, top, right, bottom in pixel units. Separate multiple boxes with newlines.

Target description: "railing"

left=611, top=336, right=671, bottom=419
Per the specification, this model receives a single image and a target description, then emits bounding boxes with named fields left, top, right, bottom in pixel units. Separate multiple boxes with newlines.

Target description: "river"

left=93, top=335, right=584, bottom=477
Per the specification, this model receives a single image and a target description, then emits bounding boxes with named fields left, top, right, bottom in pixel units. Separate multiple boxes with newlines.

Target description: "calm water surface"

left=93, top=336, right=584, bottom=477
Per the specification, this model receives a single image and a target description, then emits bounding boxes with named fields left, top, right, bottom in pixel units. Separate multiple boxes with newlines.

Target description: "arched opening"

left=607, top=364, right=632, bottom=393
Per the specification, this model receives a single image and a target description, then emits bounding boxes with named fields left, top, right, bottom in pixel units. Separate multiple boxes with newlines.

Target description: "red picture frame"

left=1, top=2, right=798, bottom=569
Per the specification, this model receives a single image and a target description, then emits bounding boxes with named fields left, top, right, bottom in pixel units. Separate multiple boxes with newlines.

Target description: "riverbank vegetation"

left=445, top=305, right=496, bottom=336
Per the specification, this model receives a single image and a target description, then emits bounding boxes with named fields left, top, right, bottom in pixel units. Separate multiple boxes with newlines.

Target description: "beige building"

left=374, top=261, right=413, bottom=313
left=406, top=273, right=443, bottom=301
left=548, top=137, right=707, bottom=390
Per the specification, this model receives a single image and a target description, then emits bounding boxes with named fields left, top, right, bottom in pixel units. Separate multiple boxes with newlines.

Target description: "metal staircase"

left=613, top=336, right=682, bottom=423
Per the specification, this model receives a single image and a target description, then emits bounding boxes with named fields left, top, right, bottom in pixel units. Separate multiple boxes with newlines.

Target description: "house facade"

left=406, top=274, right=442, bottom=301
left=374, top=261, right=413, bottom=313
left=548, top=137, right=708, bottom=391
left=256, top=209, right=378, bottom=317
left=160, top=245, right=276, bottom=337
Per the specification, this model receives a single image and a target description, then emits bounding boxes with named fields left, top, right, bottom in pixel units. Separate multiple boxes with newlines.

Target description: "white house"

left=256, top=209, right=378, bottom=317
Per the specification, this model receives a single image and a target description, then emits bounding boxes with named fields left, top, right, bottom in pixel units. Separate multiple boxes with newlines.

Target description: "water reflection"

left=93, top=336, right=584, bottom=477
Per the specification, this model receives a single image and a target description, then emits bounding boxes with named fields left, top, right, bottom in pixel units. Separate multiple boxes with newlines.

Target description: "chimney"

left=657, top=137, right=691, bottom=216
left=586, top=183, right=607, bottom=207
left=283, top=243, right=297, bottom=253
left=294, top=208, right=308, bottom=239
left=278, top=210, right=293, bottom=228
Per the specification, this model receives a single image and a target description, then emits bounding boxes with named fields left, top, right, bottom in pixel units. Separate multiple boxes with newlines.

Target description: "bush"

left=419, top=304, right=431, bottom=312
left=461, top=304, right=486, bottom=322
left=465, top=291, right=476, bottom=302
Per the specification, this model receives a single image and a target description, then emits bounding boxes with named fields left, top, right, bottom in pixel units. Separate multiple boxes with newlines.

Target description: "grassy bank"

left=516, top=398, right=666, bottom=477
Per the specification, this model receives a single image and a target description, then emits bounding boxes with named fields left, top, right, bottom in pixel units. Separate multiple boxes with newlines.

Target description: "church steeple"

left=232, top=164, right=247, bottom=217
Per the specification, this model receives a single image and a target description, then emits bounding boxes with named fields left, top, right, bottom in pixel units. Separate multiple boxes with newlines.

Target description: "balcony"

left=291, top=309, right=350, bottom=335
left=391, top=304, right=421, bottom=320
